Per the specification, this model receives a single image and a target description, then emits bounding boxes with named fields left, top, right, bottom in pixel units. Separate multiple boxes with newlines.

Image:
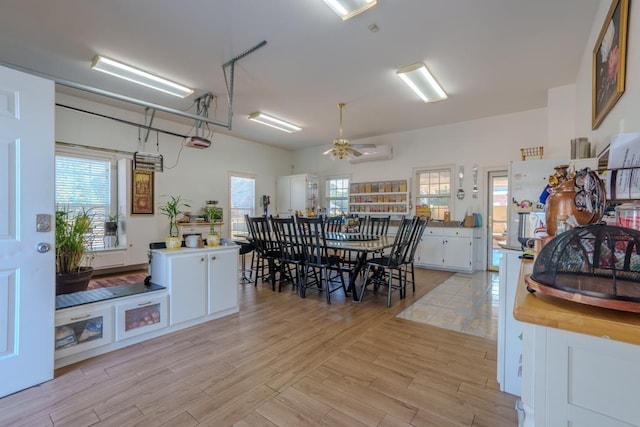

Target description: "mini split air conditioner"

left=348, top=145, right=393, bottom=163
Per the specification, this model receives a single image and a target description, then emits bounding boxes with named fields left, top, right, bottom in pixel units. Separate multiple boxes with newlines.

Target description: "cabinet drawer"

left=443, top=228, right=472, bottom=237
left=115, top=294, right=168, bottom=341
left=55, top=306, right=113, bottom=358
left=424, top=228, right=444, bottom=236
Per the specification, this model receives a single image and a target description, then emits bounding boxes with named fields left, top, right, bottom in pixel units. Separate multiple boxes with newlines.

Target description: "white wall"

left=576, top=0, right=640, bottom=154
left=293, top=107, right=549, bottom=223
left=55, top=93, right=293, bottom=242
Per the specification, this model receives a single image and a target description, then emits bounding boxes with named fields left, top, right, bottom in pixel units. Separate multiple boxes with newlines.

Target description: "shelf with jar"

left=349, top=179, right=409, bottom=214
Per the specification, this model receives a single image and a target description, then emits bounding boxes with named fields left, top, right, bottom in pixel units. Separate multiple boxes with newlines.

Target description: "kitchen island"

left=513, top=259, right=640, bottom=427
left=55, top=243, right=239, bottom=368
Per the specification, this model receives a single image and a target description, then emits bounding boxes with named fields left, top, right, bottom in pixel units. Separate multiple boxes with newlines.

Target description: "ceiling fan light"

left=248, top=112, right=302, bottom=133
left=322, top=0, right=377, bottom=20
left=91, top=55, right=193, bottom=98
left=396, top=62, right=447, bottom=103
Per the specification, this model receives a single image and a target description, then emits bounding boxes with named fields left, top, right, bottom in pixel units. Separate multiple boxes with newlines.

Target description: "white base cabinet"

left=415, top=227, right=480, bottom=273
left=521, top=324, right=640, bottom=427
left=150, top=245, right=240, bottom=325
left=55, top=291, right=169, bottom=368
left=55, top=244, right=240, bottom=369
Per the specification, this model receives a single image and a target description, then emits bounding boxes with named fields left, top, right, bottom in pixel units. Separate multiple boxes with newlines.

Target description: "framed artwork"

left=592, top=0, right=629, bottom=130
left=132, top=169, right=154, bottom=214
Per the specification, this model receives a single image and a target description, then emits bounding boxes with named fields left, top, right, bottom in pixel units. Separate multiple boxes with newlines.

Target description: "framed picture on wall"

left=132, top=169, right=154, bottom=214
left=592, top=0, right=629, bottom=130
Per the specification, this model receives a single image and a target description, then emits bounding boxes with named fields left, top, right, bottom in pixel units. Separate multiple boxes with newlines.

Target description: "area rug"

left=87, top=272, right=148, bottom=290
left=396, top=271, right=499, bottom=340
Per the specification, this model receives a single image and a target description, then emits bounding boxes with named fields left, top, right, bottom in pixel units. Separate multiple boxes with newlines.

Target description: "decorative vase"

left=206, top=233, right=220, bottom=247
left=56, top=267, right=94, bottom=295
left=166, top=236, right=182, bottom=250
left=545, top=178, right=600, bottom=235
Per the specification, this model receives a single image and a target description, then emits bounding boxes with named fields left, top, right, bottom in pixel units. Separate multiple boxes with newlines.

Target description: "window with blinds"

left=55, top=151, right=116, bottom=250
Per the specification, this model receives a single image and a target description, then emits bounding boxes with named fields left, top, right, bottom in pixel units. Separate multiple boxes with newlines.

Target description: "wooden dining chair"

left=400, top=218, right=429, bottom=296
left=358, top=216, right=412, bottom=307
left=296, top=216, right=348, bottom=304
left=269, top=215, right=304, bottom=291
left=245, top=215, right=290, bottom=291
left=364, top=215, right=391, bottom=236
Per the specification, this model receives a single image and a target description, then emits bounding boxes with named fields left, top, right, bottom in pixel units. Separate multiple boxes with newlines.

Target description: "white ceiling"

left=0, top=0, right=601, bottom=151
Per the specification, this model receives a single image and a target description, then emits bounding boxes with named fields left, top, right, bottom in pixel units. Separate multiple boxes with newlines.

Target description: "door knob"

left=37, top=242, right=51, bottom=253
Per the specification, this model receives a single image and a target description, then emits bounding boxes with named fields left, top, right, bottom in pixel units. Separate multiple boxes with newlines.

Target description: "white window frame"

left=55, top=145, right=118, bottom=250
left=414, top=166, right=454, bottom=221
left=228, top=171, right=256, bottom=239
left=325, top=175, right=350, bottom=216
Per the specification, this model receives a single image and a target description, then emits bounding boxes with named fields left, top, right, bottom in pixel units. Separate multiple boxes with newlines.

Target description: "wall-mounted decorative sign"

left=592, top=0, right=629, bottom=130
left=132, top=169, right=154, bottom=214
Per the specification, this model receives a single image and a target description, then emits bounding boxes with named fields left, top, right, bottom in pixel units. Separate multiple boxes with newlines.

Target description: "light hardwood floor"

left=0, top=268, right=518, bottom=426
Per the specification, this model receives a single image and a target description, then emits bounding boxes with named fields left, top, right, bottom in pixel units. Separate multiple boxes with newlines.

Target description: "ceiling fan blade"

left=323, top=147, right=334, bottom=155
left=351, top=143, right=376, bottom=149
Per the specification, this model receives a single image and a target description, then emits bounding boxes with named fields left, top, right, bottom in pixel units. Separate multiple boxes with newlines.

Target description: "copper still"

left=545, top=167, right=605, bottom=235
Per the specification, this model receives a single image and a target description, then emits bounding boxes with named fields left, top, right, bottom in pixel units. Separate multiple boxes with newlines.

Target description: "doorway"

left=487, top=171, right=508, bottom=271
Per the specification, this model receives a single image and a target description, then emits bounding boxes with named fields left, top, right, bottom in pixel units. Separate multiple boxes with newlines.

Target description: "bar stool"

left=235, top=240, right=255, bottom=283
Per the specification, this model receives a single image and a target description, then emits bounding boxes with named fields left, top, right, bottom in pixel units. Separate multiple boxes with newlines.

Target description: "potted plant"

left=55, top=206, right=95, bottom=295
left=205, top=205, right=222, bottom=247
left=159, top=195, right=190, bottom=249
left=104, top=210, right=121, bottom=247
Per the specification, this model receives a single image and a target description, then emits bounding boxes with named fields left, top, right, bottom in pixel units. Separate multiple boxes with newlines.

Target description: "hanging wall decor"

left=132, top=168, right=154, bottom=214
left=592, top=0, right=629, bottom=129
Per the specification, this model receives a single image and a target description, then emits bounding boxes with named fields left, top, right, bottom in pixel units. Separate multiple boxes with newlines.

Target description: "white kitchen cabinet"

left=415, top=226, right=480, bottom=273
left=277, top=174, right=319, bottom=216
left=150, top=244, right=240, bottom=326
left=521, top=324, right=640, bottom=427
left=497, top=249, right=524, bottom=397
left=208, top=249, right=239, bottom=315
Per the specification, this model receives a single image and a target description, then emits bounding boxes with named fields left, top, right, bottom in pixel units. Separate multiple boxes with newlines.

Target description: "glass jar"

left=616, top=203, right=640, bottom=230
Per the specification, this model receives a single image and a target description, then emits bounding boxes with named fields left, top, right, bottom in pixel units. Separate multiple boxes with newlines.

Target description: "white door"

left=0, top=66, right=55, bottom=397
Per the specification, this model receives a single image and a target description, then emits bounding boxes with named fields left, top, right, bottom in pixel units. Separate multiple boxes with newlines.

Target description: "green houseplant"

left=159, top=195, right=190, bottom=249
left=205, top=205, right=222, bottom=247
left=55, top=207, right=95, bottom=295
left=104, top=209, right=121, bottom=247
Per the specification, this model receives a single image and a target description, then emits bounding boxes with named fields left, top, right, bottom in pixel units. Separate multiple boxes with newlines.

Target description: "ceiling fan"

left=323, top=103, right=374, bottom=159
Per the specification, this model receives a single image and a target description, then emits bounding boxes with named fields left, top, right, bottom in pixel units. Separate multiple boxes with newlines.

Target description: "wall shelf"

left=349, top=179, right=409, bottom=214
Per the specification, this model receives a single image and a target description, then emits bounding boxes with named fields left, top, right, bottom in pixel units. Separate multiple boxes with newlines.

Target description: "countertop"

left=513, top=259, right=640, bottom=346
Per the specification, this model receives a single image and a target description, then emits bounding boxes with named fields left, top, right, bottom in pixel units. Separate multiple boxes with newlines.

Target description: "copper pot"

left=545, top=178, right=600, bottom=235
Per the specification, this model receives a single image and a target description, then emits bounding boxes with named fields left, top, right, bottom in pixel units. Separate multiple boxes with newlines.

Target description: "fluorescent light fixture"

left=248, top=112, right=302, bottom=133
left=322, top=0, right=377, bottom=20
left=91, top=55, right=193, bottom=98
left=396, top=63, right=448, bottom=103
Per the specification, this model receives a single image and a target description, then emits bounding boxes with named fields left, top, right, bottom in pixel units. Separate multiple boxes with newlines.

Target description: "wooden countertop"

left=513, top=259, right=640, bottom=346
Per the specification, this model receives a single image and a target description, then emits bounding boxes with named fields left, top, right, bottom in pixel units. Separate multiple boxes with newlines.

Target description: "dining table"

left=324, top=233, right=394, bottom=301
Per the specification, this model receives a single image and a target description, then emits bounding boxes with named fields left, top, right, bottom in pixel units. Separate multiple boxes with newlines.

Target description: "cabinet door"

left=443, top=236, right=472, bottom=270
left=55, top=306, right=113, bottom=359
left=169, top=253, right=207, bottom=325
left=276, top=175, right=292, bottom=216
left=417, top=234, right=443, bottom=266
left=115, top=294, right=168, bottom=341
left=208, top=249, right=239, bottom=314
left=289, top=174, right=308, bottom=213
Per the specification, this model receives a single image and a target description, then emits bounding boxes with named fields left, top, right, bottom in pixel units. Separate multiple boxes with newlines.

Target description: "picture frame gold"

left=592, top=0, right=629, bottom=130
left=132, top=169, right=154, bottom=214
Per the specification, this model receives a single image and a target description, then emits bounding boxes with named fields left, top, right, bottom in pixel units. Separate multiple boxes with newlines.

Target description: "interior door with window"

left=487, top=171, right=508, bottom=271
left=0, top=66, right=55, bottom=397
